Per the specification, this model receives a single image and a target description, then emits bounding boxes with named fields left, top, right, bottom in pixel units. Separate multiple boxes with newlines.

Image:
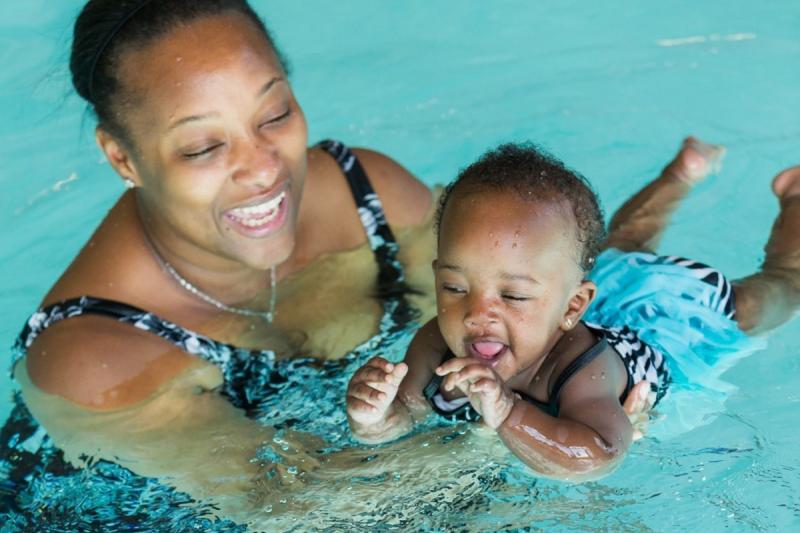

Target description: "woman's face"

left=111, top=12, right=308, bottom=271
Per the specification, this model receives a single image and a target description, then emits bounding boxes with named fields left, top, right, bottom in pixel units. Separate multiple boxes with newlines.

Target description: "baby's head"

left=434, top=143, right=606, bottom=381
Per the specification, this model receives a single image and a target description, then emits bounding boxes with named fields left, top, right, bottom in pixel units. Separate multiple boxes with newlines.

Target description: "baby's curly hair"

left=436, top=143, right=606, bottom=273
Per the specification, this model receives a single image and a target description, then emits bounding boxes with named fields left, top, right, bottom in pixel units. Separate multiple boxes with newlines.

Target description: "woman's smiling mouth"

left=225, top=190, right=289, bottom=236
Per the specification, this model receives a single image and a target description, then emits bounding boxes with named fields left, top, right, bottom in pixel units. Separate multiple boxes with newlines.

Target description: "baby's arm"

left=346, top=318, right=446, bottom=444
left=437, top=346, right=633, bottom=481
left=497, top=350, right=634, bottom=480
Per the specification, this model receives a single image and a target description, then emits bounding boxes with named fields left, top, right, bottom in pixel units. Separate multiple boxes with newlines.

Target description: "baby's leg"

left=602, top=137, right=725, bottom=253
left=733, top=167, right=800, bottom=334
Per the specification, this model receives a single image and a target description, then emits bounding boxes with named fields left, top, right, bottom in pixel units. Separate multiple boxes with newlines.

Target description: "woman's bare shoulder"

left=24, top=315, right=205, bottom=412
left=351, top=147, right=433, bottom=228
left=306, top=145, right=432, bottom=227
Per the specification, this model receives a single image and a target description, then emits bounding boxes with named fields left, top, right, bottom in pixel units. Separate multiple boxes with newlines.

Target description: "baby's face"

left=435, top=189, right=584, bottom=385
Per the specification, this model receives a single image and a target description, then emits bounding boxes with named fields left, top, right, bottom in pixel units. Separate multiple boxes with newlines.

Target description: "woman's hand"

left=346, top=357, right=408, bottom=426
left=436, top=358, right=515, bottom=429
left=622, top=381, right=655, bottom=441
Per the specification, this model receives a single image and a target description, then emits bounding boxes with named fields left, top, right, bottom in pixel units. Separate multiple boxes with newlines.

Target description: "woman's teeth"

left=228, top=192, right=285, bottom=226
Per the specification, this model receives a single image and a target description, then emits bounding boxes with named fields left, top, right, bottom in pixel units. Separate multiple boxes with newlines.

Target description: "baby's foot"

left=663, top=136, right=726, bottom=185
left=772, top=166, right=800, bottom=203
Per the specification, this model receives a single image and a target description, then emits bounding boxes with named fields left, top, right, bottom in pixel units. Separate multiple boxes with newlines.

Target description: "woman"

left=5, top=0, right=438, bottom=524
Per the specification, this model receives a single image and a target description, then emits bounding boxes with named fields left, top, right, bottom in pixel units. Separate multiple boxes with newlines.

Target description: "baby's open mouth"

left=469, top=341, right=508, bottom=362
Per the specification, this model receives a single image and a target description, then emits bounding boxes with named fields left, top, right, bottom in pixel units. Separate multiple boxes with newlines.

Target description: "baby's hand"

left=346, top=357, right=408, bottom=427
left=436, top=358, right=515, bottom=429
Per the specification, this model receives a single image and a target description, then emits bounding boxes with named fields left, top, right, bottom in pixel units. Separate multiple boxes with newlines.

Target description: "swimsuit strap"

left=317, top=140, right=398, bottom=252
left=547, top=338, right=611, bottom=413
left=317, top=139, right=418, bottom=326
left=12, top=296, right=288, bottom=411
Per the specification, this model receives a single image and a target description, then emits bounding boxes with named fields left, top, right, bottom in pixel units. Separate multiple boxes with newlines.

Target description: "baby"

left=346, top=139, right=800, bottom=480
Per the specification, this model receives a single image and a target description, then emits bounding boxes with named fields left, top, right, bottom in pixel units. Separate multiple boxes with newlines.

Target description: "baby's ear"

left=561, top=280, right=596, bottom=330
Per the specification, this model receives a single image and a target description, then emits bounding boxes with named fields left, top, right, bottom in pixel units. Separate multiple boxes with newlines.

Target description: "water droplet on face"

left=600, top=372, right=606, bottom=380
left=590, top=374, right=597, bottom=380
left=512, top=242, right=517, bottom=248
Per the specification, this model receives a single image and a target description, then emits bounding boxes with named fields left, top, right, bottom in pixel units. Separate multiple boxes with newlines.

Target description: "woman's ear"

left=561, top=279, right=596, bottom=330
left=95, top=127, right=141, bottom=187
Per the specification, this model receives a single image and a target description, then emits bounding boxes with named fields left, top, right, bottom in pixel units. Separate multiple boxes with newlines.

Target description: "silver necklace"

left=160, top=257, right=277, bottom=323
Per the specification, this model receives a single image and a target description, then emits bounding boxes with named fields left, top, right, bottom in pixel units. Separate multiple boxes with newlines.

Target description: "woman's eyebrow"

left=166, top=77, right=286, bottom=132
left=257, top=76, right=285, bottom=97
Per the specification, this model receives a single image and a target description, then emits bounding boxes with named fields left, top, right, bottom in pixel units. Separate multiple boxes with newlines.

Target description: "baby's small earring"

left=563, top=318, right=573, bottom=329
left=124, top=178, right=136, bottom=189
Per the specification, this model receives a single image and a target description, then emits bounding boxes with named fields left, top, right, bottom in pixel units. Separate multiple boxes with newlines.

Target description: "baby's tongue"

left=473, top=341, right=505, bottom=358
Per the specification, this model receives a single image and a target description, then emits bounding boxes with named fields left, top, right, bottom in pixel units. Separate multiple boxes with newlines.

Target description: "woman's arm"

left=22, top=317, right=322, bottom=518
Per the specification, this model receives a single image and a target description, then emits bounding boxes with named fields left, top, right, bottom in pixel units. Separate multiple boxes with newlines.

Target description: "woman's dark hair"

left=70, top=0, right=289, bottom=143
left=436, top=143, right=607, bottom=273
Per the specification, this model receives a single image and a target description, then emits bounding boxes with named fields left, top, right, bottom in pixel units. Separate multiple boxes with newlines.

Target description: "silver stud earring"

left=564, top=318, right=573, bottom=329
left=124, top=178, right=135, bottom=189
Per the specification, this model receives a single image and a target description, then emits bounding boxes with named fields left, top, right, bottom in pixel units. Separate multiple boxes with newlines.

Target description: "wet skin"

left=348, top=189, right=636, bottom=479
left=26, top=12, right=432, bottom=409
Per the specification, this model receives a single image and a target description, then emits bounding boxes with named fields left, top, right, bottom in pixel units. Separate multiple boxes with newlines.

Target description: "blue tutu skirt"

left=585, top=249, right=766, bottom=435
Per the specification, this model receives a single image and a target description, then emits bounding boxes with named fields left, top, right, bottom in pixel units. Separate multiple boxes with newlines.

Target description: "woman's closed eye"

left=258, top=108, right=291, bottom=129
left=182, top=143, right=224, bottom=160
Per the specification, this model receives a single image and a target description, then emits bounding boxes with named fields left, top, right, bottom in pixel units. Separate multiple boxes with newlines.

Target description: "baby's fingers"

left=435, top=356, right=473, bottom=376
left=348, top=382, right=388, bottom=406
left=353, top=366, right=394, bottom=386
left=623, top=381, right=654, bottom=417
left=469, top=377, right=500, bottom=395
left=442, top=364, right=493, bottom=391
left=364, top=356, right=396, bottom=373
left=392, top=362, right=409, bottom=382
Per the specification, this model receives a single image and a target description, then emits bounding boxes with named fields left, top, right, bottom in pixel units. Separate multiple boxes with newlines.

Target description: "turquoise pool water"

left=1, top=0, right=799, bottom=530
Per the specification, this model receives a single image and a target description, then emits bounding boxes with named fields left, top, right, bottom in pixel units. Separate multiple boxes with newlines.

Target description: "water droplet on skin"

left=512, top=242, right=517, bottom=248
left=494, top=240, right=500, bottom=247
left=591, top=374, right=597, bottom=380
left=600, top=372, right=606, bottom=380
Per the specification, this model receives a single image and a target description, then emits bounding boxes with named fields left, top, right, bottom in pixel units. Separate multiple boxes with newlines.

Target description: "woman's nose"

left=231, top=138, right=281, bottom=189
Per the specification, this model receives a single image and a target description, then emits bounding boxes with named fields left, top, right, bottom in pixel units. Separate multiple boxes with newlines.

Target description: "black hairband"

left=87, top=0, right=155, bottom=102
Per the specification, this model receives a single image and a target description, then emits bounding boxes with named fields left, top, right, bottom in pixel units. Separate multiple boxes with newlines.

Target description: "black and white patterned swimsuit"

left=9, top=140, right=416, bottom=410
left=0, top=140, right=419, bottom=524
